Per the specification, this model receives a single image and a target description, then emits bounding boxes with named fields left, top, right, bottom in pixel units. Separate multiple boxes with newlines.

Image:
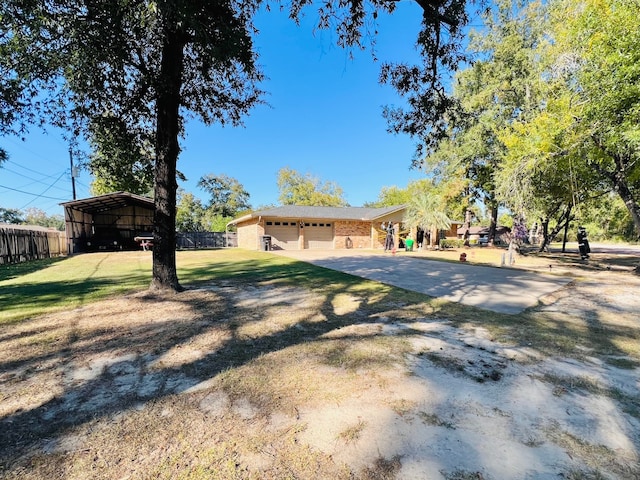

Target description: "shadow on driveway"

left=275, top=250, right=572, bottom=314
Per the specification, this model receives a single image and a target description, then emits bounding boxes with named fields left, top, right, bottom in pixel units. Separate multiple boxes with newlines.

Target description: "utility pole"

left=69, top=147, right=77, bottom=200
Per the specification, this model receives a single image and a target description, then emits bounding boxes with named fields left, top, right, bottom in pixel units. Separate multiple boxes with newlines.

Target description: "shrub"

left=439, top=238, right=465, bottom=249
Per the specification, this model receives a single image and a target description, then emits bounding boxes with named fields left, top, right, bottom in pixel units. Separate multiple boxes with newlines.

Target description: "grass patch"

left=539, top=373, right=640, bottom=419
left=0, top=250, right=453, bottom=325
left=0, top=252, right=152, bottom=324
left=418, top=411, right=456, bottom=429
left=605, top=357, right=639, bottom=369
left=358, top=456, right=402, bottom=480
left=2, top=247, right=639, bottom=479
left=544, top=423, right=625, bottom=474
left=337, top=419, right=367, bottom=444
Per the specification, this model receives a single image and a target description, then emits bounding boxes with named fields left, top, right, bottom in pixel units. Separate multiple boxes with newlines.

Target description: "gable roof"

left=228, top=205, right=406, bottom=226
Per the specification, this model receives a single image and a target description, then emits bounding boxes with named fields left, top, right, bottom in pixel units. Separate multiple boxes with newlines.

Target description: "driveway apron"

left=275, top=251, right=572, bottom=314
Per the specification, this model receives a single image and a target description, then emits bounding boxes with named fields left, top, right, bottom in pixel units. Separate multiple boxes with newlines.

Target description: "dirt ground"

left=1, top=252, right=639, bottom=479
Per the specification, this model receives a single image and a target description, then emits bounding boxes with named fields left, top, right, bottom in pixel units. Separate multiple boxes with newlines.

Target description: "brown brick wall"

left=237, top=220, right=263, bottom=250
left=334, top=221, right=371, bottom=249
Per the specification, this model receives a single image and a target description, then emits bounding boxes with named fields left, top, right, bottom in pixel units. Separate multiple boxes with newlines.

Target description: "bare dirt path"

left=1, top=255, right=639, bottom=479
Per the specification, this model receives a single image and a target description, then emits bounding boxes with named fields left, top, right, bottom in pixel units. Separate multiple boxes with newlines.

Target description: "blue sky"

left=0, top=2, right=436, bottom=217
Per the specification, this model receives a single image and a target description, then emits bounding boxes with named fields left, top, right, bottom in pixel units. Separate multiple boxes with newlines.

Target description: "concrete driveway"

left=274, top=250, right=572, bottom=314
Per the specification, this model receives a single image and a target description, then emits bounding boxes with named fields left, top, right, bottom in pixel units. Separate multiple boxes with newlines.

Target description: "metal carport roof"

left=61, top=192, right=154, bottom=214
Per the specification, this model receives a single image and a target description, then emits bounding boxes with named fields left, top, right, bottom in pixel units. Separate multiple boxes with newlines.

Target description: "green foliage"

left=404, top=191, right=452, bottom=234
left=175, top=185, right=245, bottom=233
left=197, top=174, right=250, bottom=217
left=385, top=0, right=546, bottom=236
left=367, top=179, right=436, bottom=208
left=0, top=207, right=64, bottom=229
left=23, top=208, right=65, bottom=230
left=439, top=238, right=465, bottom=249
left=0, top=207, right=24, bottom=224
left=205, top=214, right=235, bottom=233
left=500, top=0, right=640, bottom=237
left=380, top=0, right=474, bottom=162
left=277, top=167, right=347, bottom=207
left=176, top=191, right=207, bottom=232
left=577, top=194, right=636, bottom=242
left=87, top=115, right=154, bottom=196
left=366, top=185, right=412, bottom=207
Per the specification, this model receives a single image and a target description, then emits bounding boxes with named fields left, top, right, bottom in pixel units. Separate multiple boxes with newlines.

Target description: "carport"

left=61, top=192, right=154, bottom=253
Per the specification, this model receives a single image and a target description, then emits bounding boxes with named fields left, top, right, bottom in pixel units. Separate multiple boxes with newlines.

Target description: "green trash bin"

left=405, top=238, right=414, bottom=252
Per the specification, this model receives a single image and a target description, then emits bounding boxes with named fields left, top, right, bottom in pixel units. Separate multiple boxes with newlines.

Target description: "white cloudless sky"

left=1, top=2, right=437, bottom=217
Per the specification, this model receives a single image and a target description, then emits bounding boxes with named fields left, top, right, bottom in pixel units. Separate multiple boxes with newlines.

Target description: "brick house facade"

left=228, top=205, right=407, bottom=251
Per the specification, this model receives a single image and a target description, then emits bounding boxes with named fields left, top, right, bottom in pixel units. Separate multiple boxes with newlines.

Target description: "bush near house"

left=439, top=239, right=466, bottom=249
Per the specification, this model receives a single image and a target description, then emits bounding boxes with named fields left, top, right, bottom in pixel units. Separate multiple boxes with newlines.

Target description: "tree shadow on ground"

left=1, top=255, right=638, bottom=478
left=0, top=257, right=450, bottom=474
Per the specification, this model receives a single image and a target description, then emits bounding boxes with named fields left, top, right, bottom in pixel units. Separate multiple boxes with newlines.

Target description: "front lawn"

left=1, top=249, right=638, bottom=479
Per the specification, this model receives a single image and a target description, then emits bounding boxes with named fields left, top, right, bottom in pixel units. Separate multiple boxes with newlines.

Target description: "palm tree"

left=404, top=192, right=452, bottom=249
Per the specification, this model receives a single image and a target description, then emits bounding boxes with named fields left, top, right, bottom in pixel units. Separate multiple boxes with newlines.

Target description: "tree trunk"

left=151, top=9, right=185, bottom=292
left=615, top=180, right=640, bottom=274
left=539, top=205, right=572, bottom=253
left=539, top=216, right=550, bottom=252
left=561, top=207, right=571, bottom=253
left=612, top=173, right=640, bottom=239
left=590, top=138, right=640, bottom=272
left=488, top=202, right=498, bottom=246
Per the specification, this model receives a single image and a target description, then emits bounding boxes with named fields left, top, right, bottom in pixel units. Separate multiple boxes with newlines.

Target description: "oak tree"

left=1, top=0, right=475, bottom=289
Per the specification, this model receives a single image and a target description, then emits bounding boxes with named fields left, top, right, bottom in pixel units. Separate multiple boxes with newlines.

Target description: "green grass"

left=0, top=252, right=154, bottom=324
left=2, top=248, right=639, bottom=480
left=0, top=249, right=449, bottom=325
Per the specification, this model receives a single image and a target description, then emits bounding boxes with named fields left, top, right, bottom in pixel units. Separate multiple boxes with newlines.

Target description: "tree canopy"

left=384, top=0, right=640, bottom=251
left=197, top=173, right=251, bottom=218
left=1, top=0, right=476, bottom=289
left=87, top=115, right=155, bottom=196
left=277, top=167, right=348, bottom=207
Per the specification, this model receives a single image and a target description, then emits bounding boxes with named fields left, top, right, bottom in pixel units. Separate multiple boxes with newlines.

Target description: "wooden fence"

left=176, top=231, right=237, bottom=249
left=0, top=225, right=67, bottom=265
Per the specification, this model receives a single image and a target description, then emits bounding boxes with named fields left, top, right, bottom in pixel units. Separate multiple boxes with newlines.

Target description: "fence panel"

left=176, top=232, right=237, bottom=249
left=0, top=226, right=67, bottom=265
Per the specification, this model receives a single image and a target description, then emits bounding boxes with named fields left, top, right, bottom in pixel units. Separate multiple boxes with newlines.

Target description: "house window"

left=266, top=221, right=273, bottom=225
left=305, top=223, right=310, bottom=227
left=326, top=223, right=331, bottom=227
left=275, top=222, right=281, bottom=226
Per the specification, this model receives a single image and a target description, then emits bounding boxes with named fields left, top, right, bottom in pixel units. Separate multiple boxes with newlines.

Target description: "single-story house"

left=457, top=225, right=511, bottom=245
left=227, top=205, right=461, bottom=251
left=61, top=191, right=155, bottom=253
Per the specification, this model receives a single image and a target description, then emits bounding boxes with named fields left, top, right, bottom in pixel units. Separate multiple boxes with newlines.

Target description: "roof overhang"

left=227, top=205, right=408, bottom=227
left=61, top=192, right=154, bottom=215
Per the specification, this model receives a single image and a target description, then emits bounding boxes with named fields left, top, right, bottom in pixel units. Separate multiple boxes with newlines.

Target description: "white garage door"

left=304, top=222, right=334, bottom=249
left=265, top=220, right=299, bottom=250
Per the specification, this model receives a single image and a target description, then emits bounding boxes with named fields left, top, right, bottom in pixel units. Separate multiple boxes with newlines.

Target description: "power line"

left=0, top=182, right=69, bottom=202
left=0, top=165, right=71, bottom=193
left=3, top=158, right=67, bottom=178
left=20, top=171, right=68, bottom=209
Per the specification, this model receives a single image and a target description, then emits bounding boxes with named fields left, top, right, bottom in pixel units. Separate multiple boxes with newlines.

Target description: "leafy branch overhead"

left=0, top=0, right=475, bottom=290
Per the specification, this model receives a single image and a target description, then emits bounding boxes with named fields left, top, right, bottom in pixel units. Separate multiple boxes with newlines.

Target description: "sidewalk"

left=274, top=250, right=572, bottom=314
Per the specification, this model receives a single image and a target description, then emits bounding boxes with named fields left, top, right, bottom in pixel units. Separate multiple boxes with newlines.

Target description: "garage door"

left=304, top=222, right=334, bottom=249
left=265, top=220, right=299, bottom=250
